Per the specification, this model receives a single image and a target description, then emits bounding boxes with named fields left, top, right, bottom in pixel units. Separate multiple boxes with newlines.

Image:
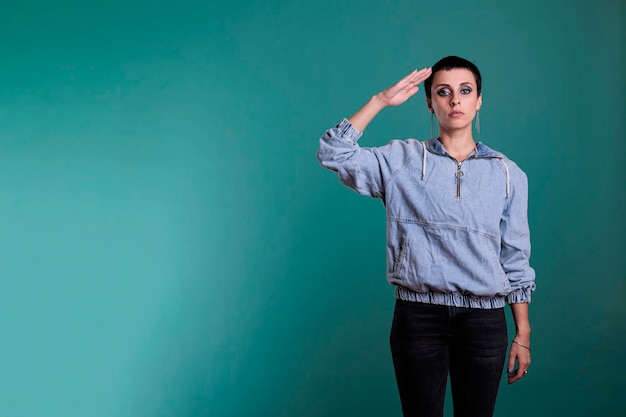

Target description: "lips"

left=449, top=111, right=465, bottom=117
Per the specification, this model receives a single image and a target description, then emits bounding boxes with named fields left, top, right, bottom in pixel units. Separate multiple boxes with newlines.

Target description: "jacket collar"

left=425, top=138, right=504, bottom=159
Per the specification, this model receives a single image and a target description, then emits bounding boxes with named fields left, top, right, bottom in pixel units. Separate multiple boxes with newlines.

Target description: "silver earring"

left=475, top=110, right=480, bottom=135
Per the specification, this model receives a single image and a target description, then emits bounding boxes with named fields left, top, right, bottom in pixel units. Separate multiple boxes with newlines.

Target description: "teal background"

left=0, top=0, right=624, bottom=416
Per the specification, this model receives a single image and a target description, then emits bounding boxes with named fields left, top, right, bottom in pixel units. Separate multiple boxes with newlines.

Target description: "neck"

left=437, top=127, right=476, bottom=162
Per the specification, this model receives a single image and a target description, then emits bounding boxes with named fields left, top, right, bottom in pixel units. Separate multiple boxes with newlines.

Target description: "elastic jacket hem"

left=395, top=287, right=506, bottom=309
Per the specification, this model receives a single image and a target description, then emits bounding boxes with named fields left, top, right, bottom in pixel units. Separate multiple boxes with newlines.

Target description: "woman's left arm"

left=508, top=302, right=531, bottom=384
left=500, top=162, right=535, bottom=384
left=500, top=164, right=535, bottom=304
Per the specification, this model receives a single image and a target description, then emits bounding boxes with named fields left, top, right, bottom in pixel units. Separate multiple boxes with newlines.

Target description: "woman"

left=316, top=56, right=535, bottom=417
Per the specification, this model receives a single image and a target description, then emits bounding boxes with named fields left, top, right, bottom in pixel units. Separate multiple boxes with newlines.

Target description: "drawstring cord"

left=499, top=158, right=511, bottom=198
left=421, top=142, right=427, bottom=180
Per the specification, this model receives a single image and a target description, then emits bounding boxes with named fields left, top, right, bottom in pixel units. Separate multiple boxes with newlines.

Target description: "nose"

left=450, top=94, right=460, bottom=106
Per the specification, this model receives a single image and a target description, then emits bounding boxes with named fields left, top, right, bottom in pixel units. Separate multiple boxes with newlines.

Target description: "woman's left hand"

left=507, top=337, right=531, bottom=384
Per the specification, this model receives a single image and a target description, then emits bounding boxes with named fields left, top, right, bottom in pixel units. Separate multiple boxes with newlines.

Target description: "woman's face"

left=427, top=68, right=482, bottom=133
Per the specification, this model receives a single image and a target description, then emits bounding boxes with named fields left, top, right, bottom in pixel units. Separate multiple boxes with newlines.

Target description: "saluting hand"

left=377, top=67, right=432, bottom=107
left=347, top=66, right=433, bottom=132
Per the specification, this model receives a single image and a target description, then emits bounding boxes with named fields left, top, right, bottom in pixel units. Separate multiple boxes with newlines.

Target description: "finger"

left=507, top=351, right=519, bottom=384
left=507, top=361, right=530, bottom=385
left=405, top=67, right=432, bottom=85
left=507, top=370, right=523, bottom=384
left=413, top=67, right=432, bottom=84
left=507, top=352, right=516, bottom=375
left=399, top=69, right=419, bottom=84
left=516, top=366, right=528, bottom=380
left=507, top=365, right=528, bottom=384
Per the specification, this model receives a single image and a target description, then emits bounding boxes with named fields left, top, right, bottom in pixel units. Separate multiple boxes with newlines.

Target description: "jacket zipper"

left=455, top=161, right=464, bottom=199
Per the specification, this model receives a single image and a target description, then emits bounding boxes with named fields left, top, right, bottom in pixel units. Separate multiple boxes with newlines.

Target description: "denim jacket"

left=317, top=118, right=536, bottom=308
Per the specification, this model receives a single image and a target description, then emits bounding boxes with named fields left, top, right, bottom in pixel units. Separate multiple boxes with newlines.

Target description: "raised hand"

left=347, top=66, right=433, bottom=132
left=377, top=67, right=432, bottom=107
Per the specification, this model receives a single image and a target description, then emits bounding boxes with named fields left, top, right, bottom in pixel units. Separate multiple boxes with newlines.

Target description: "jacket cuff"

left=336, top=118, right=362, bottom=142
left=506, top=287, right=533, bottom=304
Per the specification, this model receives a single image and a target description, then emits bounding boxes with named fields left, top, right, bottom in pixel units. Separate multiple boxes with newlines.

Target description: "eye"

left=436, top=88, right=451, bottom=96
left=460, top=87, right=473, bottom=95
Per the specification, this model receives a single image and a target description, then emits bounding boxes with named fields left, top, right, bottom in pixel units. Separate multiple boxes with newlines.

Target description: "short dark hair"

left=424, top=56, right=482, bottom=100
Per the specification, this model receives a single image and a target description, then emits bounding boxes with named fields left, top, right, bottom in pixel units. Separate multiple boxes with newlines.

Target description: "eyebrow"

left=435, top=82, right=475, bottom=88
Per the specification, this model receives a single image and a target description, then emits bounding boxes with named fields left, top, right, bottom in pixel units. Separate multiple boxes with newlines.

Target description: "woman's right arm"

left=349, top=67, right=432, bottom=131
left=317, top=67, right=432, bottom=198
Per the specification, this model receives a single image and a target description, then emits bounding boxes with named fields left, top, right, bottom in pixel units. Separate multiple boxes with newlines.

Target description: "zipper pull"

left=455, top=162, right=464, bottom=199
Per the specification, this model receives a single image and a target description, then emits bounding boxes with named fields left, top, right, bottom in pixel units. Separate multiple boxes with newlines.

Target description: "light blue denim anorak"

left=317, top=118, right=535, bottom=309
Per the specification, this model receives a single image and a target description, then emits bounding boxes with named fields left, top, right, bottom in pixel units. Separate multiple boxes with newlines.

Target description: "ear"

left=426, top=98, right=433, bottom=113
left=476, top=94, right=482, bottom=111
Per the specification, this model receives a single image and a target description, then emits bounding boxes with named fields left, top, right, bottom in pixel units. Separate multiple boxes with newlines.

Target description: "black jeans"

left=390, top=299, right=508, bottom=417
